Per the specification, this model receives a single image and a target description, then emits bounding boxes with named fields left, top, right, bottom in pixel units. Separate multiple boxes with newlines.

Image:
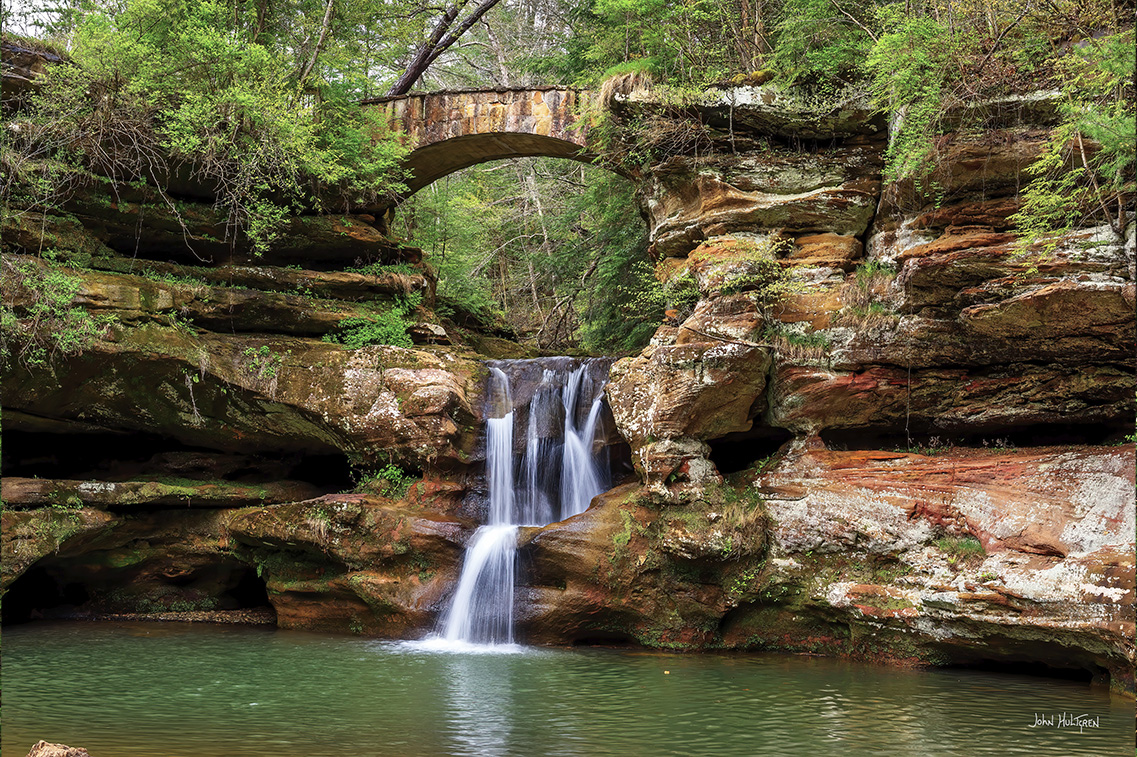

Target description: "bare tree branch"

left=298, top=0, right=335, bottom=86
left=385, top=0, right=505, bottom=95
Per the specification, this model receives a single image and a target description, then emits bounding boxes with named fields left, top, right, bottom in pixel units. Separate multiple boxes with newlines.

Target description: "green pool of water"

left=2, top=621, right=1131, bottom=757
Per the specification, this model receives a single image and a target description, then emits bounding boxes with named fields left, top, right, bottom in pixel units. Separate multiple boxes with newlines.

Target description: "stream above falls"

left=3, top=621, right=1131, bottom=757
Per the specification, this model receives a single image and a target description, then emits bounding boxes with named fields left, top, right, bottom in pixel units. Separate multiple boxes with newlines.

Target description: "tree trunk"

left=297, top=0, right=335, bottom=87
left=385, top=0, right=505, bottom=96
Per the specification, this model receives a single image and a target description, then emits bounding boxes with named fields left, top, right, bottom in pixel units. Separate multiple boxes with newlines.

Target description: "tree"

left=385, top=0, right=507, bottom=95
left=1, top=0, right=410, bottom=251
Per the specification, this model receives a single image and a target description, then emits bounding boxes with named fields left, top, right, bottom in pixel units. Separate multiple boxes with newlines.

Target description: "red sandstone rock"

left=608, top=341, right=771, bottom=497
left=674, top=294, right=764, bottom=344
left=787, top=232, right=864, bottom=270
left=768, top=362, right=1131, bottom=434
left=609, top=342, right=771, bottom=446
left=748, top=441, right=1134, bottom=685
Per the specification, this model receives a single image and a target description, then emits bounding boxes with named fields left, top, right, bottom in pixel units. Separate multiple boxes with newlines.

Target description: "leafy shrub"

left=1, top=253, right=115, bottom=368
left=702, top=236, right=796, bottom=306
left=619, top=261, right=700, bottom=327
left=359, top=463, right=417, bottom=499
left=1011, top=28, right=1135, bottom=253
left=326, top=292, right=422, bottom=349
left=771, top=0, right=874, bottom=97
left=2, top=0, right=408, bottom=252
left=865, top=11, right=957, bottom=183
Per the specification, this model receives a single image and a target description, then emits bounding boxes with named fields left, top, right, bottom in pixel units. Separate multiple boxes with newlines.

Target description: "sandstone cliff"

left=2, top=57, right=1133, bottom=693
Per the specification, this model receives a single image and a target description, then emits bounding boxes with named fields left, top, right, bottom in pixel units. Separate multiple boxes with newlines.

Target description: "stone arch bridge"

left=363, top=87, right=596, bottom=196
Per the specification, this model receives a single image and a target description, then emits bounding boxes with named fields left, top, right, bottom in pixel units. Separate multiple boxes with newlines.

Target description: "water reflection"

left=441, top=653, right=516, bottom=756
left=2, top=623, right=1131, bottom=757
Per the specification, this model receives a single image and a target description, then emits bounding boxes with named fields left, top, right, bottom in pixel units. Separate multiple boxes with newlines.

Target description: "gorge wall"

left=2, top=48, right=1134, bottom=693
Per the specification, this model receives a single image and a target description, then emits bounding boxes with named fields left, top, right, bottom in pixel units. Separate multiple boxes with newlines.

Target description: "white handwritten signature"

left=1031, top=712, right=1100, bottom=732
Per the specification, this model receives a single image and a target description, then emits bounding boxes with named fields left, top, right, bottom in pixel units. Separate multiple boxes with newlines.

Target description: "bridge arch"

left=365, top=87, right=601, bottom=195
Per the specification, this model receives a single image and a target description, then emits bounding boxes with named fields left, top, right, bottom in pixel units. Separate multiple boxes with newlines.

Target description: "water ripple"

left=2, top=623, right=1130, bottom=757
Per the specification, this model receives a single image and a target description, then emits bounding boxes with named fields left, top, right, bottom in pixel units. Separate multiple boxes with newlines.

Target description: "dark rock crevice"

left=2, top=429, right=356, bottom=497
left=819, top=422, right=1133, bottom=452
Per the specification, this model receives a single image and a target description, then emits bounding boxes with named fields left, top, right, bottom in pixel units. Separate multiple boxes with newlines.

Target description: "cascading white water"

left=436, top=359, right=611, bottom=647
left=438, top=525, right=516, bottom=645
left=439, top=368, right=518, bottom=645
left=559, top=365, right=605, bottom=519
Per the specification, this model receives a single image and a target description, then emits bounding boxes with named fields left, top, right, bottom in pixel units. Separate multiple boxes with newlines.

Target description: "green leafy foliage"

left=771, top=0, right=874, bottom=97
left=358, top=463, right=417, bottom=499
left=396, top=160, right=657, bottom=353
left=325, top=293, right=422, bottom=349
left=1011, top=28, right=1136, bottom=253
left=619, top=261, right=700, bottom=329
left=568, top=172, right=657, bottom=352
left=704, top=237, right=794, bottom=302
left=865, top=11, right=957, bottom=183
left=527, top=0, right=788, bottom=88
left=1, top=253, right=115, bottom=369
left=3, top=0, right=408, bottom=252
left=567, top=0, right=741, bottom=85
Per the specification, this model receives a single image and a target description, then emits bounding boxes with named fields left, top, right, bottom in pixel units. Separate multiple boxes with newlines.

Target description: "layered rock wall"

left=589, top=85, right=1134, bottom=690
left=2, top=58, right=1133, bottom=692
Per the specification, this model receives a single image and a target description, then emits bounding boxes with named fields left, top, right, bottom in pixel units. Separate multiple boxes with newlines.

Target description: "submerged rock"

left=25, top=742, right=90, bottom=757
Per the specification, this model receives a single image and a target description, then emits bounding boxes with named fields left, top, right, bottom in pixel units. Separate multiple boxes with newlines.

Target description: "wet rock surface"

left=517, top=444, right=1133, bottom=691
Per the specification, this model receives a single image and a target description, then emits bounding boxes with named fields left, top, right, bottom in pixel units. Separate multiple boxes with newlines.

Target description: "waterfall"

left=435, top=358, right=611, bottom=647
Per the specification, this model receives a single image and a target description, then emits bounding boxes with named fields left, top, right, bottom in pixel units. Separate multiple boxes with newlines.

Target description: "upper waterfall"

left=435, top=357, right=613, bottom=647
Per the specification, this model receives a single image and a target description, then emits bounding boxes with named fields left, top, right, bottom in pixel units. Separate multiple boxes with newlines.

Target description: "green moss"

left=934, top=535, right=986, bottom=562
left=725, top=561, right=766, bottom=599
left=348, top=575, right=401, bottom=616
left=634, top=625, right=698, bottom=651
left=866, top=595, right=915, bottom=611
left=612, top=507, right=636, bottom=549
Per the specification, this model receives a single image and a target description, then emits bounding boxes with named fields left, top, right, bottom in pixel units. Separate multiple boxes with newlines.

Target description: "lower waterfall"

left=435, top=358, right=611, bottom=647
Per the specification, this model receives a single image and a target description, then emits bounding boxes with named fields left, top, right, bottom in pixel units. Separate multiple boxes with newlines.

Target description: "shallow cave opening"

left=2, top=556, right=274, bottom=625
left=284, top=453, right=355, bottom=491
left=708, top=428, right=795, bottom=475
left=946, top=658, right=1101, bottom=685
left=1, top=429, right=191, bottom=480
left=2, top=565, right=91, bottom=625
left=218, top=566, right=272, bottom=611
left=133, top=559, right=273, bottom=613
left=571, top=632, right=635, bottom=647
left=820, top=422, right=1130, bottom=452
left=2, top=429, right=356, bottom=494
